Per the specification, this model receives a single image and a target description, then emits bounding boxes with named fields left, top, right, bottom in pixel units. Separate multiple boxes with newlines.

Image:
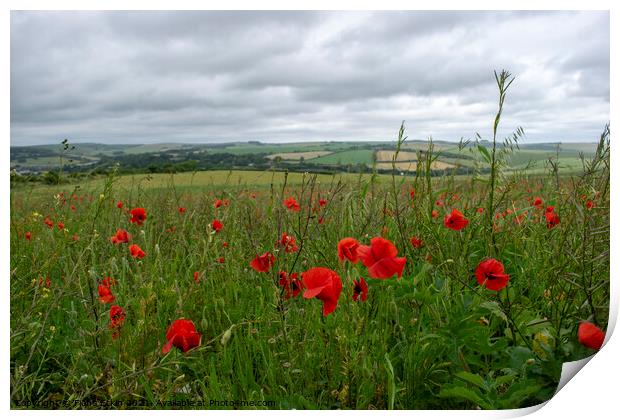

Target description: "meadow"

left=10, top=73, right=610, bottom=410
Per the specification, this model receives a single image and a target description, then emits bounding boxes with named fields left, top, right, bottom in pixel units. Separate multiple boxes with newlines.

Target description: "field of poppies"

left=9, top=71, right=610, bottom=409
left=10, top=126, right=610, bottom=409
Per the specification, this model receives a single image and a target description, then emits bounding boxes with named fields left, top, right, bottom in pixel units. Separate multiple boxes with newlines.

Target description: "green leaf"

left=454, top=371, right=487, bottom=390
left=478, top=145, right=492, bottom=163
left=439, top=386, right=491, bottom=409
left=479, top=301, right=508, bottom=322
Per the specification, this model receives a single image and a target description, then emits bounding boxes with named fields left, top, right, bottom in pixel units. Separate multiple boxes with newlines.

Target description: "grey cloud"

left=10, top=10, right=609, bottom=146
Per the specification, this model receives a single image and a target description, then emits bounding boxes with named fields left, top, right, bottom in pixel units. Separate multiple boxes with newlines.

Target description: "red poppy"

left=218, top=257, right=225, bottom=263
left=410, top=236, right=423, bottom=249
left=476, top=207, right=484, bottom=214
left=279, top=233, right=299, bottom=253
left=475, top=258, right=510, bottom=291
left=117, top=201, right=124, bottom=209
left=585, top=200, right=594, bottom=210
left=318, top=199, right=327, bottom=207
left=444, top=209, right=469, bottom=231
left=212, top=219, right=223, bottom=233
left=109, top=305, right=126, bottom=339
left=250, top=252, right=275, bottom=273
left=38, top=276, right=52, bottom=288
left=44, top=218, right=54, bottom=228
left=178, top=207, right=186, bottom=214
left=222, top=241, right=229, bottom=248
left=110, top=228, right=131, bottom=244
left=129, top=207, right=147, bottom=225
left=578, top=321, right=605, bottom=350
left=431, top=210, right=438, bottom=218
left=98, top=282, right=115, bottom=304
left=409, top=189, right=415, bottom=199
left=337, top=237, right=360, bottom=263
left=25, top=232, right=32, bottom=240
left=357, top=237, right=407, bottom=279
left=318, top=217, right=325, bottom=225
left=162, top=319, right=201, bottom=354
left=283, top=197, right=301, bottom=212
left=72, top=234, right=79, bottom=241
left=129, top=244, right=146, bottom=259
left=214, top=199, right=223, bottom=208
left=302, top=267, right=342, bottom=316
left=533, top=197, right=543, bottom=209
left=545, top=206, right=555, bottom=214
left=352, top=278, right=368, bottom=302
left=193, top=271, right=200, bottom=283
left=279, top=271, right=304, bottom=299
left=70, top=205, right=76, bottom=211
left=57, top=222, right=65, bottom=230
left=545, top=211, right=560, bottom=229
left=435, top=199, right=444, bottom=207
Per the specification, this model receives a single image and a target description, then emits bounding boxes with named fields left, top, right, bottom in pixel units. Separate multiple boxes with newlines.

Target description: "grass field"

left=10, top=127, right=609, bottom=409
left=309, top=149, right=376, bottom=165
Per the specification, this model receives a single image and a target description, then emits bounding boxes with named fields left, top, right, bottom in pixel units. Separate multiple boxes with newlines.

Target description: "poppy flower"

left=217, top=257, right=225, bottom=263
left=431, top=210, right=438, bottom=218
left=214, top=199, right=223, bottom=208
left=545, top=206, right=555, bottom=214
left=283, top=197, right=301, bottom=212
left=279, top=271, right=303, bottom=299
left=409, top=189, right=415, bottom=199
left=302, top=267, right=342, bottom=316
left=222, top=241, right=229, bottom=248
left=444, top=209, right=469, bottom=230
left=410, top=236, right=423, bottom=249
left=476, top=207, right=484, bottom=214
left=70, top=205, right=76, bottom=211
left=72, top=234, right=79, bottom=241
left=578, top=321, right=605, bottom=350
left=250, top=252, right=275, bottom=273
left=212, top=219, right=223, bottom=233
left=318, top=217, right=325, bottom=225
left=25, top=232, right=32, bottom=240
left=44, top=218, right=54, bottom=228
left=57, top=222, right=65, bottom=230
left=279, top=233, right=299, bottom=253
left=129, top=207, right=147, bottom=225
left=586, top=200, right=594, bottom=210
left=129, top=244, right=146, bottom=259
left=318, top=199, right=327, bottom=207
left=545, top=211, right=560, bottom=229
left=178, top=207, right=186, bottom=214
left=435, top=199, right=444, bottom=207
left=475, top=258, right=510, bottom=291
left=109, top=305, right=126, bottom=339
left=357, top=237, right=407, bottom=279
left=337, top=237, right=360, bottom=263
left=352, top=278, right=368, bottom=302
left=162, top=319, right=201, bottom=354
left=193, top=271, right=200, bottom=283
left=110, top=228, right=131, bottom=244
left=117, top=201, right=123, bottom=209
left=98, top=283, right=115, bottom=304
left=533, top=197, right=543, bottom=209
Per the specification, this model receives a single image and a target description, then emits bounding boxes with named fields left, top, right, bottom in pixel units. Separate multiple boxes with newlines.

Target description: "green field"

left=309, top=149, right=376, bottom=165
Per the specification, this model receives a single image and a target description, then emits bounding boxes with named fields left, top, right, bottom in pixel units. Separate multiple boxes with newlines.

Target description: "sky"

left=10, top=10, right=610, bottom=146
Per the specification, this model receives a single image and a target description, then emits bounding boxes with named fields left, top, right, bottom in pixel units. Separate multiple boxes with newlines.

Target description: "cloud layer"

left=11, top=11, right=609, bottom=145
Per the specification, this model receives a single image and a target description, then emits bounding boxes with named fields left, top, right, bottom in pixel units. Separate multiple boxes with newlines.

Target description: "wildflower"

left=337, top=237, right=360, bottom=263
left=129, top=244, right=146, bottom=259
left=578, top=321, right=605, bottom=350
left=476, top=207, right=484, bottom=214
left=533, top=197, right=543, bottom=209
left=109, top=305, right=126, bottom=339
left=178, top=207, right=186, bottom=214
left=302, top=267, right=342, bottom=316
left=279, top=271, right=303, bottom=299
left=410, top=236, right=423, bottom=249
left=57, top=222, right=65, bottom=230
left=352, top=278, right=368, bottom=302
left=222, top=241, right=229, bottom=248
left=357, top=237, right=407, bottom=279
left=212, top=219, right=223, bottom=233
left=250, top=252, right=275, bottom=273
left=214, top=199, right=223, bottom=208
left=318, top=199, right=327, bottom=207
left=193, top=271, right=200, bottom=283
left=129, top=208, right=147, bottom=225
left=72, top=234, right=79, bottom=241
left=44, top=218, right=54, bottom=228
left=25, top=232, right=32, bottom=241
left=218, top=257, right=225, bottom=263
left=283, top=197, right=301, bottom=212
left=409, top=189, right=415, bottom=199
left=162, top=319, right=201, bottom=354
left=431, top=210, right=438, bottom=218
left=70, top=205, right=76, bottom=211
left=586, top=200, right=594, bottom=210
left=279, top=233, right=299, bottom=253
left=444, top=209, right=469, bottom=230
left=545, top=211, right=560, bottom=229
left=117, top=201, right=123, bottom=209
left=110, top=229, right=131, bottom=244
left=475, top=258, right=510, bottom=291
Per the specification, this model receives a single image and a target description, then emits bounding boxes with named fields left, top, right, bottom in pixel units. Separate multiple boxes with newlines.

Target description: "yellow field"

left=375, top=150, right=419, bottom=162
left=266, top=151, right=333, bottom=160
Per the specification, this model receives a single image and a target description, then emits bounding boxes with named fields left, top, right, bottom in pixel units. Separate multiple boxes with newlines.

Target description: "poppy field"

left=9, top=71, right=611, bottom=409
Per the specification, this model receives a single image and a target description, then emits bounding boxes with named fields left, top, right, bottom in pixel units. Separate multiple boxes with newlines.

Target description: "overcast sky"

left=10, top=10, right=609, bottom=146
